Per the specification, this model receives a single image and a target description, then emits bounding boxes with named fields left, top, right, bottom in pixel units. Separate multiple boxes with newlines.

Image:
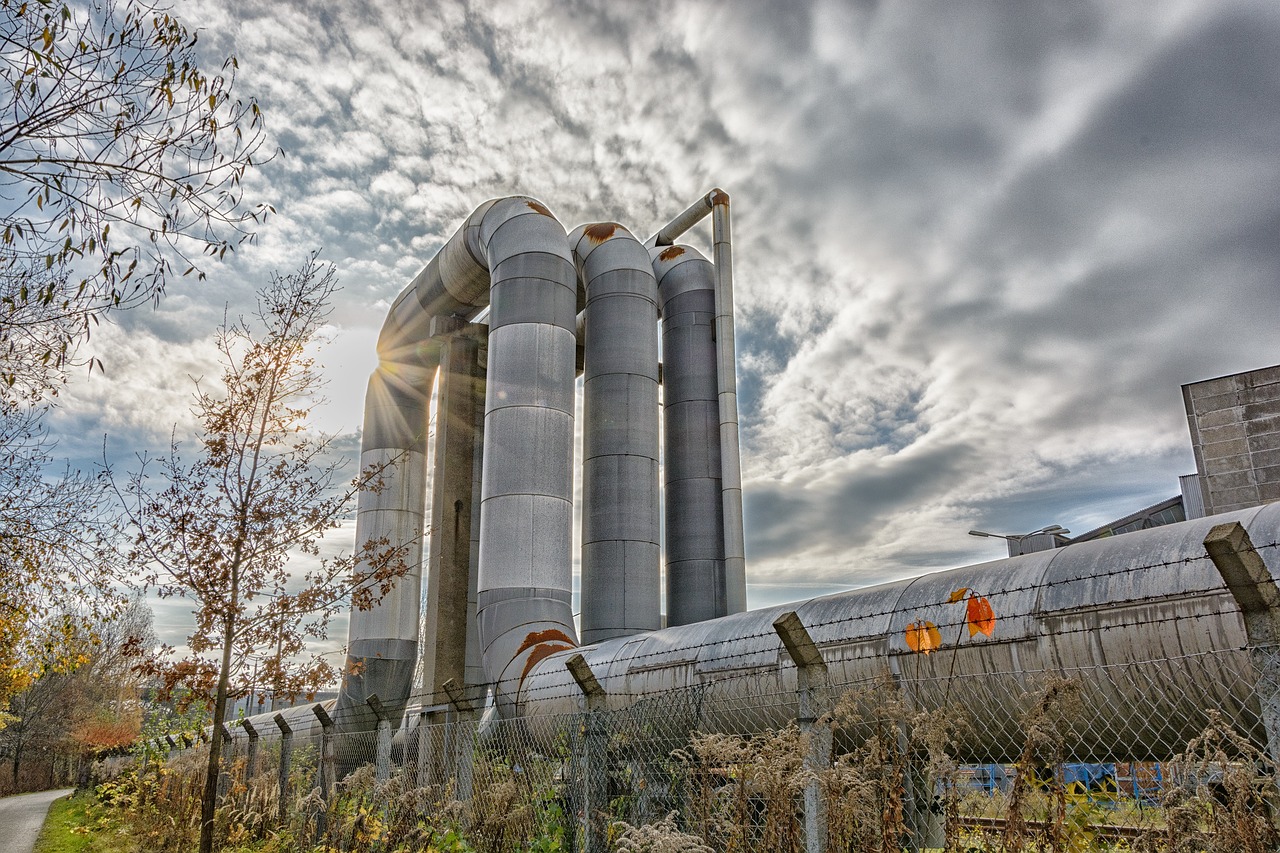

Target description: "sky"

left=42, top=0, right=1280, bottom=654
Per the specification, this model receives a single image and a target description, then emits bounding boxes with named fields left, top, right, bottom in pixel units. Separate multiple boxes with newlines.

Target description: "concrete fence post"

left=567, top=654, right=608, bottom=853
left=273, top=713, right=292, bottom=825
left=774, top=611, right=833, bottom=853
left=367, top=694, right=393, bottom=781
left=442, top=678, right=477, bottom=802
left=312, top=704, right=336, bottom=799
left=241, top=719, right=259, bottom=781
left=218, top=723, right=234, bottom=800
left=1205, top=521, right=1280, bottom=809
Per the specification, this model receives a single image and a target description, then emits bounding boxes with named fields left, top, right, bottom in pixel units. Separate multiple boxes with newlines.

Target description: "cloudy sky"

left=44, top=0, right=1280, bottom=650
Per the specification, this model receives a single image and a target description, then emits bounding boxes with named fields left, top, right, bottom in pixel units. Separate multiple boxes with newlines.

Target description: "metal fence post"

left=1205, top=522, right=1280, bottom=786
left=774, top=611, right=832, bottom=853
left=567, top=654, right=608, bottom=853
left=241, top=719, right=259, bottom=781
left=367, top=694, right=393, bottom=782
left=273, top=713, right=292, bottom=825
left=218, top=723, right=234, bottom=800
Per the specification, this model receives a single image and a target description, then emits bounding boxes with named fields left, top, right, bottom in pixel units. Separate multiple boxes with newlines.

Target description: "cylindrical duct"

left=335, top=366, right=432, bottom=731
left=338, top=196, right=581, bottom=732
left=474, top=198, right=580, bottom=709
left=651, top=244, right=726, bottom=625
left=571, top=223, right=661, bottom=643
left=522, top=503, right=1280, bottom=762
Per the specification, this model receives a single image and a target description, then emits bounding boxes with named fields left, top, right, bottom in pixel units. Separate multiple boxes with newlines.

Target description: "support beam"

left=421, top=327, right=486, bottom=706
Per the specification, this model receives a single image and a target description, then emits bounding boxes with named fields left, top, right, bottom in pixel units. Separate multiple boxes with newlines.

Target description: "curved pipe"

left=522, top=503, right=1280, bottom=762
left=570, top=223, right=661, bottom=643
left=337, top=197, right=580, bottom=729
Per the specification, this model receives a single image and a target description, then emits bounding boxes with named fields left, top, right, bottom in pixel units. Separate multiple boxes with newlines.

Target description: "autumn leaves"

left=904, top=586, right=996, bottom=656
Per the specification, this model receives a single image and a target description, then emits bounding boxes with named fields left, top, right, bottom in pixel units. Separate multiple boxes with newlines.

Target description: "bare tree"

left=112, top=253, right=411, bottom=853
left=0, top=0, right=272, bottom=395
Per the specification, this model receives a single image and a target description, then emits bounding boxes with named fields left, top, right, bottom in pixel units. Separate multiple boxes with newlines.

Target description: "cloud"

left=39, top=0, right=1279, bottom=658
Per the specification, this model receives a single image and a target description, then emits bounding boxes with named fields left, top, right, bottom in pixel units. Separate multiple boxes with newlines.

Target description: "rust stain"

left=519, top=642, right=573, bottom=686
left=516, top=628, right=576, bottom=656
left=583, top=223, right=617, bottom=244
left=709, top=189, right=730, bottom=207
left=526, top=200, right=554, bottom=217
left=658, top=246, right=685, bottom=262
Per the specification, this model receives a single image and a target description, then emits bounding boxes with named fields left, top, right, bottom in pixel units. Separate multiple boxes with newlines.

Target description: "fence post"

left=367, top=694, right=393, bottom=782
left=273, top=712, right=293, bottom=825
left=567, top=654, right=608, bottom=853
left=1205, top=522, right=1280, bottom=789
left=774, top=611, right=832, bottom=853
left=443, top=678, right=477, bottom=802
left=218, top=723, right=234, bottom=800
left=241, top=719, right=259, bottom=781
left=165, top=735, right=178, bottom=761
left=313, top=704, right=336, bottom=800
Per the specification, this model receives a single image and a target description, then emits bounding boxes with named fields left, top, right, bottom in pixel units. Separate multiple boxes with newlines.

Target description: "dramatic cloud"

left=45, top=0, right=1280, bottom=647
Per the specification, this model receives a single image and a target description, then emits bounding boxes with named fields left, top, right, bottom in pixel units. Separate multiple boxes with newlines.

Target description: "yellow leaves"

left=905, top=621, right=941, bottom=655
left=906, top=588, right=997, bottom=656
left=966, top=594, right=996, bottom=638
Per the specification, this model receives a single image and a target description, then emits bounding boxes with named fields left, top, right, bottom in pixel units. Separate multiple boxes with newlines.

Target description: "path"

left=0, top=788, right=74, bottom=853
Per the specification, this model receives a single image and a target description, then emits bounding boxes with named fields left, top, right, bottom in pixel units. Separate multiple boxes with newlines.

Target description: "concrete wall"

left=1183, top=363, right=1280, bottom=514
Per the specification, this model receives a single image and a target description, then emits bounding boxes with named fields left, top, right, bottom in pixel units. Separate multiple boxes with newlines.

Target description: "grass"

left=33, top=791, right=136, bottom=853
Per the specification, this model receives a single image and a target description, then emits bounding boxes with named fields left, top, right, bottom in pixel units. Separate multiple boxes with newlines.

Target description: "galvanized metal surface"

left=709, top=190, right=747, bottom=615
left=571, top=223, right=661, bottom=644
left=521, top=503, right=1280, bottom=760
left=651, top=244, right=726, bottom=627
left=338, top=196, right=583, bottom=733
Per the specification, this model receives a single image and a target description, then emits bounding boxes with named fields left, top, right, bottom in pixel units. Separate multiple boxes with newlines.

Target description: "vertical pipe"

left=710, top=190, right=747, bottom=615
left=475, top=198, right=580, bottom=709
left=335, top=367, right=432, bottom=732
left=571, top=223, right=661, bottom=643
left=651, top=244, right=726, bottom=625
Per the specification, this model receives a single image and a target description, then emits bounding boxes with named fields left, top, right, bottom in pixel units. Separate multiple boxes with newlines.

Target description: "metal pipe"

left=651, top=244, right=726, bottom=625
left=521, top=503, right=1280, bottom=762
left=570, top=223, right=662, bottom=643
left=710, top=189, right=747, bottom=614
left=336, top=196, right=581, bottom=733
left=648, top=194, right=714, bottom=248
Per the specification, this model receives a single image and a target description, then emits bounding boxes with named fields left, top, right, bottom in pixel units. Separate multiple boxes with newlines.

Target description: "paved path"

left=0, top=788, right=74, bottom=853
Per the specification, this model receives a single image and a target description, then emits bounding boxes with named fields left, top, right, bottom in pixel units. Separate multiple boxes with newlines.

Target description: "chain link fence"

left=151, top=532, right=1280, bottom=851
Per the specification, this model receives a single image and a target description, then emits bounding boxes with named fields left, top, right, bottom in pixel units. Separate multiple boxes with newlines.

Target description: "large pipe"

left=651, top=244, right=726, bottom=625
left=650, top=189, right=747, bottom=614
left=571, top=223, right=662, bottom=643
left=337, top=196, right=581, bottom=728
left=335, top=367, right=432, bottom=732
left=522, top=503, right=1280, bottom=762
